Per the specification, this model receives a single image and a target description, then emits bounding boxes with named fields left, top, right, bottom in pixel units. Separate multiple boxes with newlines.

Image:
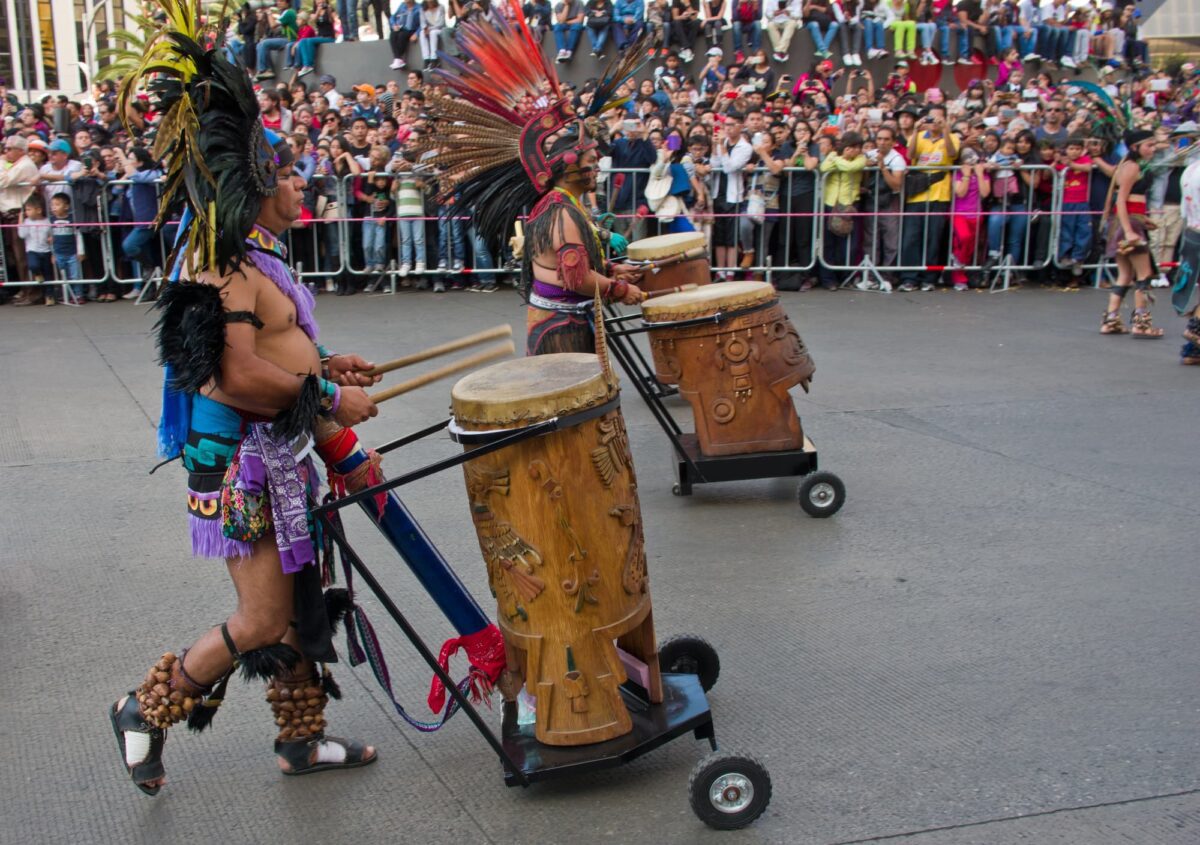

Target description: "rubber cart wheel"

left=797, top=471, right=845, bottom=518
left=689, top=751, right=772, bottom=830
left=658, top=634, right=720, bottom=692
left=672, top=483, right=683, bottom=496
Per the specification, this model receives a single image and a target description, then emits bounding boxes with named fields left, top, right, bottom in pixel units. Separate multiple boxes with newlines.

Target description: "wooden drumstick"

left=369, top=341, right=516, bottom=404
left=643, top=283, right=699, bottom=299
left=364, top=325, right=513, bottom=377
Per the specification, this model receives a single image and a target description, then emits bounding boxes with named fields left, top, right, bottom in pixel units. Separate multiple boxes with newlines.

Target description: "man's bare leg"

left=116, top=537, right=328, bottom=792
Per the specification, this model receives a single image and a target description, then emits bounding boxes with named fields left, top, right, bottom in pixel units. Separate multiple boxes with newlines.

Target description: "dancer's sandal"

left=1100, top=311, right=1127, bottom=334
left=276, top=734, right=378, bottom=776
left=109, top=693, right=166, bottom=796
left=1130, top=309, right=1164, bottom=338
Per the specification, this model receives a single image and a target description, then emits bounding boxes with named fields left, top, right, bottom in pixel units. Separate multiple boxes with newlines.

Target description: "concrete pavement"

left=1, top=285, right=1196, bottom=845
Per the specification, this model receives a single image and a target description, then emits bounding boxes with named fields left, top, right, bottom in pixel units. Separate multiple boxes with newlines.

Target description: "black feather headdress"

left=117, top=0, right=292, bottom=277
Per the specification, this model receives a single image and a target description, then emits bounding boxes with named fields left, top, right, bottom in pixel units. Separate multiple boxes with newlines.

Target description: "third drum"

left=641, top=281, right=816, bottom=457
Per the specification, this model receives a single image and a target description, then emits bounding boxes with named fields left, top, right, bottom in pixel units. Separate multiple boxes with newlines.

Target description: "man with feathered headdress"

left=108, top=1, right=383, bottom=795
left=418, top=1, right=655, bottom=354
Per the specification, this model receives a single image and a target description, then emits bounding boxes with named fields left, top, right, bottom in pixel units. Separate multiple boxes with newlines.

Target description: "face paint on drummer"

left=563, top=149, right=599, bottom=193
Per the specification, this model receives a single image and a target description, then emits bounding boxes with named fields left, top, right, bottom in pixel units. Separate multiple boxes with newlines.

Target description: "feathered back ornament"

left=418, top=0, right=658, bottom=249
left=117, top=0, right=291, bottom=276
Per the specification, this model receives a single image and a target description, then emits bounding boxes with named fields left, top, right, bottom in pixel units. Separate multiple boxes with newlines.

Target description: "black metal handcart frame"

left=603, top=305, right=846, bottom=516
left=309, top=413, right=772, bottom=828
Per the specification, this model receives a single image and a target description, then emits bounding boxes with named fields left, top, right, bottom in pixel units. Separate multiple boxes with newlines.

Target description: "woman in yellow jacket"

left=818, top=130, right=866, bottom=289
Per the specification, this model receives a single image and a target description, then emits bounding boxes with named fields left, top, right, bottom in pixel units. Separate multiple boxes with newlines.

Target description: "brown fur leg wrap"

left=136, top=652, right=208, bottom=730
left=267, top=674, right=329, bottom=742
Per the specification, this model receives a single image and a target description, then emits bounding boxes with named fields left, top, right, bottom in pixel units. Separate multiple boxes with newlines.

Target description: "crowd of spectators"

left=0, top=0, right=1197, bottom=306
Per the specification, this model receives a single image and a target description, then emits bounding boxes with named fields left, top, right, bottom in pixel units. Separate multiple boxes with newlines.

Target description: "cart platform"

left=673, top=434, right=818, bottom=496
left=500, top=674, right=716, bottom=786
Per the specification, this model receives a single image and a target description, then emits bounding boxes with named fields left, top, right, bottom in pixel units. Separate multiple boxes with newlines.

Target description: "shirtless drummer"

left=108, top=16, right=383, bottom=795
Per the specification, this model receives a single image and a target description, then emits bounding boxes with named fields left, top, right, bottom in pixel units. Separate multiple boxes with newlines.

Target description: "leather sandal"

left=109, top=694, right=166, bottom=796
left=1130, top=309, right=1164, bottom=338
left=275, top=734, right=377, bottom=776
left=1100, top=311, right=1127, bottom=335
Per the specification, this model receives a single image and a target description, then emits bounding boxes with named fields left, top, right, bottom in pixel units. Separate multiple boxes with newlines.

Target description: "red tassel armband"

left=556, top=243, right=591, bottom=292
left=606, top=279, right=628, bottom=302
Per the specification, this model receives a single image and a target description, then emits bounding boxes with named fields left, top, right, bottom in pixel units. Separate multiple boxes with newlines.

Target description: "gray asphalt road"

left=1, top=285, right=1197, bottom=845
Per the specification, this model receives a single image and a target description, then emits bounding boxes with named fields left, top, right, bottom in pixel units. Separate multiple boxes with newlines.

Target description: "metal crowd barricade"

left=12, top=178, right=112, bottom=304
left=286, top=172, right=347, bottom=290
left=102, top=177, right=175, bottom=298
left=815, top=163, right=1057, bottom=292
left=601, top=165, right=821, bottom=279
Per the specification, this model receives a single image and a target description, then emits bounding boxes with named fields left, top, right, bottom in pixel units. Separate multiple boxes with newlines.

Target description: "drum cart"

left=603, top=307, right=846, bottom=517
left=310, top=416, right=773, bottom=829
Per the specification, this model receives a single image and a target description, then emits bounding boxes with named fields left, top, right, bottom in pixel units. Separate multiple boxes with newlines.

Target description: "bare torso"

left=199, top=262, right=321, bottom=416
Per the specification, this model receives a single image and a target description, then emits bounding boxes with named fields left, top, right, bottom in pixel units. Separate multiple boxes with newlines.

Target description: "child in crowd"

left=17, top=195, right=54, bottom=306
left=391, top=148, right=428, bottom=283
left=49, top=192, right=86, bottom=302
left=988, top=134, right=1021, bottom=193
left=361, top=167, right=393, bottom=274
left=1055, top=136, right=1093, bottom=281
left=950, top=148, right=990, bottom=290
left=437, top=193, right=465, bottom=292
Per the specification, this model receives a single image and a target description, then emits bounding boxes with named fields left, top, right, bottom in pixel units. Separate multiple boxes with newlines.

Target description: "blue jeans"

left=468, top=224, right=496, bottom=286
left=438, top=216, right=464, bottom=264
left=362, top=219, right=388, bottom=267
left=256, top=37, right=289, bottom=72
left=936, top=22, right=951, bottom=55
left=992, top=25, right=1017, bottom=53
left=1057, top=201, right=1093, bottom=262
left=122, top=226, right=157, bottom=264
left=586, top=23, right=610, bottom=53
left=732, top=20, right=761, bottom=52
left=398, top=218, right=426, bottom=266
left=915, top=22, right=935, bottom=49
left=612, top=20, right=642, bottom=50
left=1036, top=25, right=1068, bottom=61
left=553, top=22, right=583, bottom=53
left=1017, top=28, right=1036, bottom=56
left=806, top=21, right=839, bottom=54
left=338, top=0, right=359, bottom=39
left=986, top=202, right=1028, bottom=260
left=54, top=253, right=84, bottom=297
left=952, top=22, right=970, bottom=58
left=864, top=19, right=885, bottom=51
left=296, top=36, right=335, bottom=67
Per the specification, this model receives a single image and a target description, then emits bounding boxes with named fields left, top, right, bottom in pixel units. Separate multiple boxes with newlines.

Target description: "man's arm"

left=943, top=129, right=959, bottom=162
left=721, top=138, right=754, bottom=173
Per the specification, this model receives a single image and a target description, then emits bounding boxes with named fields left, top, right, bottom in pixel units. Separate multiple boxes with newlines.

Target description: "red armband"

left=557, top=243, right=591, bottom=292
left=607, top=279, right=628, bottom=302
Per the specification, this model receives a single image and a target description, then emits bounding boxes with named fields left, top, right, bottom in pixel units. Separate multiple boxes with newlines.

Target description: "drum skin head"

left=626, top=231, right=708, bottom=260
left=451, top=353, right=616, bottom=428
left=642, top=281, right=776, bottom=323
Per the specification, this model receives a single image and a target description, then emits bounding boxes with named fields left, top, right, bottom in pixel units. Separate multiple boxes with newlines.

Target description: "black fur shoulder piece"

left=154, top=281, right=228, bottom=393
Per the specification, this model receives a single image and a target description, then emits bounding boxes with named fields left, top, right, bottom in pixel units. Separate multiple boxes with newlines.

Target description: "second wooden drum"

left=450, top=354, right=661, bottom=746
left=625, top=231, right=710, bottom=293
left=642, top=281, right=816, bottom=456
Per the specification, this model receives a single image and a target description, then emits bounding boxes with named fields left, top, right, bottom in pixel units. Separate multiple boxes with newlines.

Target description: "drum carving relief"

left=466, top=464, right=545, bottom=623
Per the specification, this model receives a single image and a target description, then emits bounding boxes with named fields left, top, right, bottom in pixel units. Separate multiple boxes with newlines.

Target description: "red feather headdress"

left=418, top=0, right=656, bottom=246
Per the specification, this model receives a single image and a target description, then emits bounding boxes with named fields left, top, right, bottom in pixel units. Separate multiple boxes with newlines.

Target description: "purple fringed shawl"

left=246, top=225, right=319, bottom=341
left=235, top=424, right=318, bottom=574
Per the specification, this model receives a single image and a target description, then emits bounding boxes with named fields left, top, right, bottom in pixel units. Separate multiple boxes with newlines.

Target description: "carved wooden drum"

left=450, top=354, right=660, bottom=746
left=625, top=231, right=710, bottom=293
left=642, top=281, right=816, bottom=457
